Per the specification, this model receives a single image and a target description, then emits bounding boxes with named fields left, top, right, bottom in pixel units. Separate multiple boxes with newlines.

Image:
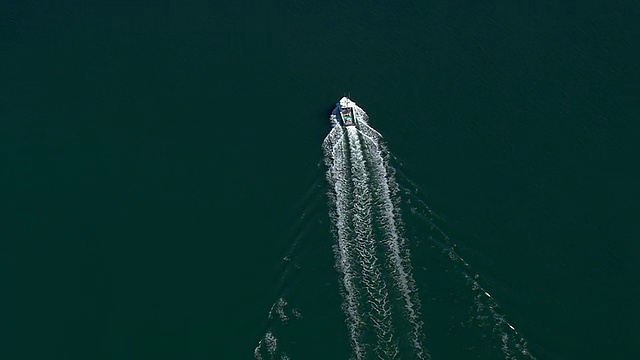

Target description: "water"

left=255, top=101, right=537, bottom=359
left=2, top=0, right=637, bottom=359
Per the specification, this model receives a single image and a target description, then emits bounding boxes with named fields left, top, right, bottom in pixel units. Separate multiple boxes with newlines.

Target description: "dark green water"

left=2, top=1, right=637, bottom=359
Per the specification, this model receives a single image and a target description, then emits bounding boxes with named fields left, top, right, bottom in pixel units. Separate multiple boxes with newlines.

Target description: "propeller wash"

left=323, top=97, right=428, bottom=360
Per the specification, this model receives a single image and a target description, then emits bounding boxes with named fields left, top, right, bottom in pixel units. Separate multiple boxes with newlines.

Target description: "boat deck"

left=340, top=107, right=356, bottom=126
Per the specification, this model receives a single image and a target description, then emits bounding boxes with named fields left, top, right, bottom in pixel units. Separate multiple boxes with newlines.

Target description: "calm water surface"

left=2, top=0, right=637, bottom=359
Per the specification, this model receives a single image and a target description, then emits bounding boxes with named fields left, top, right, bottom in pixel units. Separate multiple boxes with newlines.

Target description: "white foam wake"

left=324, top=103, right=428, bottom=359
left=324, top=125, right=365, bottom=359
left=359, top=127, right=426, bottom=359
left=346, top=126, right=397, bottom=359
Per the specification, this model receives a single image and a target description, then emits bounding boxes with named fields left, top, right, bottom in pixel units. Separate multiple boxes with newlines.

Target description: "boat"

left=337, top=96, right=356, bottom=127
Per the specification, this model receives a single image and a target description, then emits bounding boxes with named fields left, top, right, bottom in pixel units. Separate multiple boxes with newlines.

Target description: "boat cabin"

left=340, top=107, right=356, bottom=126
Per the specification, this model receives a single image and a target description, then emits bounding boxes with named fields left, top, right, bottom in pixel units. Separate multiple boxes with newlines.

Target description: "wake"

left=323, top=104, right=428, bottom=360
left=254, top=99, right=537, bottom=359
